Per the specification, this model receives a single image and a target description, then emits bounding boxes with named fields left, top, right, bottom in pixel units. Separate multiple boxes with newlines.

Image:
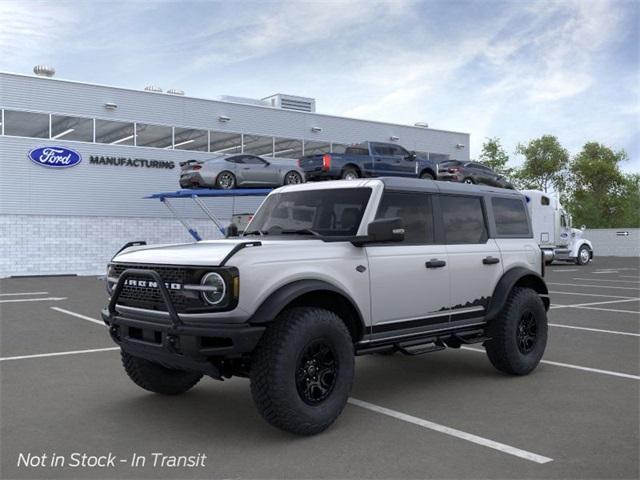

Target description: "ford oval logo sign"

left=28, top=146, right=82, bottom=168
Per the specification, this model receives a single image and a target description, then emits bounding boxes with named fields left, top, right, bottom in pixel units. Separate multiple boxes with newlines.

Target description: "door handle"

left=483, top=256, right=500, bottom=265
left=426, top=259, right=446, bottom=268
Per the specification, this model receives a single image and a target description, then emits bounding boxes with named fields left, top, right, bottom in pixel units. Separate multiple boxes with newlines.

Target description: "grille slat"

left=111, top=264, right=199, bottom=312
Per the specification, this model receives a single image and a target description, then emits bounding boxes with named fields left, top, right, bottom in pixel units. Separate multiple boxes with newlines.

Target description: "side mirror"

left=581, top=225, right=586, bottom=231
left=407, top=151, right=417, bottom=161
left=355, top=217, right=405, bottom=245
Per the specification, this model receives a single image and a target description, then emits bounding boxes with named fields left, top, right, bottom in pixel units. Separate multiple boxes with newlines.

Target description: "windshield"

left=245, top=188, right=372, bottom=237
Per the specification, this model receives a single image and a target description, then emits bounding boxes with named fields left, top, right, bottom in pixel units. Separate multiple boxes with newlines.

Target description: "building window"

left=51, top=114, right=93, bottom=142
left=210, top=131, right=243, bottom=154
left=273, top=137, right=303, bottom=159
left=3, top=110, right=49, bottom=138
left=303, top=141, right=331, bottom=156
left=173, top=127, right=208, bottom=151
left=244, top=134, right=274, bottom=157
left=135, top=123, right=173, bottom=148
left=95, top=119, right=135, bottom=145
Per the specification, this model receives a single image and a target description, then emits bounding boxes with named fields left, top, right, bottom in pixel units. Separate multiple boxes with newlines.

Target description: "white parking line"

left=621, top=275, right=640, bottom=279
left=0, top=347, right=119, bottom=362
left=51, top=307, right=105, bottom=326
left=573, top=306, right=639, bottom=315
left=461, top=347, right=640, bottom=380
left=573, top=278, right=640, bottom=284
left=549, top=323, right=640, bottom=337
left=549, top=291, right=637, bottom=299
left=550, top=298, right=640, bottom=309
left=0, top=291, right=49, bottom=296
left=0, top=297, right=68, bottom=304
left=551, top=269, right=579, bottom=272
left=547, top=282, right=640, bottom=291
left=348, top=398, right=553, bottom=464
left=593, top=271, right=619, bottom=274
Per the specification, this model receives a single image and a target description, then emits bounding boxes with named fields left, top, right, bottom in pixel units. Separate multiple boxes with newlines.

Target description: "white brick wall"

left=0, top=214, right=224, bottom=278
left=584, top=228, right=640, bottom=257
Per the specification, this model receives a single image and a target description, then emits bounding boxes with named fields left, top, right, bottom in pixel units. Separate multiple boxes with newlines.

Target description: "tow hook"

left=167, top=334, right=180, bottom=353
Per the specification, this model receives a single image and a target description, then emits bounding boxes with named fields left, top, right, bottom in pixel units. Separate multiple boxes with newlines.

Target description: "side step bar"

left=356, top=328, right=490, bottom=356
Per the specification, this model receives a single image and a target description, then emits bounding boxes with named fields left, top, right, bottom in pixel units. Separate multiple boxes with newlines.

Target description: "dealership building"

left=0, top=69, right=470, bottom=277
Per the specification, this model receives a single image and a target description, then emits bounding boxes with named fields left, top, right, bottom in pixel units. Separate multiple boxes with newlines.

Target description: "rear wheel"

left=250, top=307, right=354, bottom=435
left=420, top=171, right=435, bottom=180
left=463, top=177, right=474, bottom=184
left=121, top=351, right=202, bottom=395
left=341, top=167, right=359, bottom=180
left=216, top=171, right=236, bottom=189
left=576, top=245, right=591, bottom=265
left=484, top=287, right=547, bottom=375
left=284, top=170, right=303, bottom=185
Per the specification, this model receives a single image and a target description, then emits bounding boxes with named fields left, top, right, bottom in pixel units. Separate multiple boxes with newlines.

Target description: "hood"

left=111, top=238, right=323, bottom=266
left=112, top=240, right=246, bottom=266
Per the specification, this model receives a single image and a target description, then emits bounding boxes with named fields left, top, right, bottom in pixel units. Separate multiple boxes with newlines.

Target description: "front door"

left=237, top=155, right=274, bottom=185
left=366, top=191, right=451, bottom=341
left=439, top=194, right=503, bottom=321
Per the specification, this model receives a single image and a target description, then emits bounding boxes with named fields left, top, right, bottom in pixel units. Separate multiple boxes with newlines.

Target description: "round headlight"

left=106, top=264, right=115, bottom=295
left=201, top=272, right=226, bottom=305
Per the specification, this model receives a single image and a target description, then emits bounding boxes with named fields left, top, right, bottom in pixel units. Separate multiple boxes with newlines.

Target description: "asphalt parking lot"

left=1, top=256, right=638, bottom=479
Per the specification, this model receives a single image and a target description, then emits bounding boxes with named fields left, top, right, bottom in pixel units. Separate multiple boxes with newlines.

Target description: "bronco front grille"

left=110, top=264, right=202, bottom=313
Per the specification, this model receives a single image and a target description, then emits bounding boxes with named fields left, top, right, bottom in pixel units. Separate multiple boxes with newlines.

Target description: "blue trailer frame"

left=146, top=188, right=272, bottom=241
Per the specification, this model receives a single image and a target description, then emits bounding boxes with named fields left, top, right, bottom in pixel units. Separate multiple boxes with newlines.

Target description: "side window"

left=226, top=156, right=243, bottom=164
left=242, top=156, right=266, bottom=165
left=492, top=197, right=531, bottom=236
left=541, top=196, right=550, bottom=206
left=390, top=145, right=409, bottom=157
left=375, top=192, right=434, bottom=244
left=440, top=195, right=488, bottom=244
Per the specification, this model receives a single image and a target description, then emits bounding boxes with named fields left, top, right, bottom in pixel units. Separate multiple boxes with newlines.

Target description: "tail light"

left=297, top=159, right=301, bottom=167
left=192, top=165, right=202, bottom=171
left=448, top=167, right=460, bottom=173
left=322, top=154, right=332, bottom=171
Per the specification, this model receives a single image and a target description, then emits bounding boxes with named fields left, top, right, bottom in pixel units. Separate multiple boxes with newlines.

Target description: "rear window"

left=492, top=197, right=531, bottom=236
left=345, top=147, right=369, bottom=156
left=440, top=195, right=488, bottom=244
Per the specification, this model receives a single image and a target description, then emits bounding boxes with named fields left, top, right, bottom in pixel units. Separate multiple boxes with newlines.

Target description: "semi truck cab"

left=522, top=190, right=594, bottom=265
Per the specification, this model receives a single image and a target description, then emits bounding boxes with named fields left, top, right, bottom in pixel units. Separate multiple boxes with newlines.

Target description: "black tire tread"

left=121, top=350, right=202, bottom=395
left=250, top=307, right=353, bottom=435
left=485, top=287, right=547, bottom=376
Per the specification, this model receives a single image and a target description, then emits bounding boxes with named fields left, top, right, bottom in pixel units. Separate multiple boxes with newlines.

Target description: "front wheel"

left=250, top=307, right=354, bottom=435
left=463, top=177, right=474, bottom=184
left=216, top=171, right=236, bottom=189
left=121, top=351, right=202, bottom=395
left=284, top=170, right=303, bottom=185
left=484, top=287, right=547, bottom=376
left=576, top=245, right=591, bottom=265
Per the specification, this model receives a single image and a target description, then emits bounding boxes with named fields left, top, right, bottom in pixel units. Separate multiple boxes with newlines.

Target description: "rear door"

left=439, top=194, right=503, bottom=322
left=366, top=191, right=451, bottom=340
left=371, top=143, right=395, bottom=176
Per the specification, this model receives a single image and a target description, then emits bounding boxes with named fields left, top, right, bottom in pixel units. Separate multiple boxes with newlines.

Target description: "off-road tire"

left=576, top=245, right=591, bottom=265
left=341, top=167, right=359, bottom=180
left=250, top=307, right=354, bottom=435
left=484, top=287, right=547, bottom=375
left=420, top=171, right=435, bottom=180
left=121, top=350, right=202, bottom=395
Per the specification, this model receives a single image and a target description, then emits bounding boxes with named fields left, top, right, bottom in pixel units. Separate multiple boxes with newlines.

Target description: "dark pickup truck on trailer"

left=298, top=141, right=438, bottom=181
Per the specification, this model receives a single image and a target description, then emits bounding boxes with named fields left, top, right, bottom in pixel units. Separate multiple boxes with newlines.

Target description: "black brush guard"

left=102, top=269, right=264, bottom=378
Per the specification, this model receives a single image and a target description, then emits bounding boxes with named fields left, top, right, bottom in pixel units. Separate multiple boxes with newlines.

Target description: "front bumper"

left=103, top=268, right=264, bottom=378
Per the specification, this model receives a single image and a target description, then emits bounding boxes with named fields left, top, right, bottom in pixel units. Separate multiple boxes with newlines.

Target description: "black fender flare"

left=250, top=279, right=365, bottom=329
left=485, top=267, right=549, bottom=320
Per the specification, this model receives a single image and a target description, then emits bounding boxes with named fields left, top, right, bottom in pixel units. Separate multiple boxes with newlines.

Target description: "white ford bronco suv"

left=102, top=178, right=550, bottom=435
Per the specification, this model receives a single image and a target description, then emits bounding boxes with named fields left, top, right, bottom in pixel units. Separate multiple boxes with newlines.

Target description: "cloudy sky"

left=1, top=0, right=638, bottom=171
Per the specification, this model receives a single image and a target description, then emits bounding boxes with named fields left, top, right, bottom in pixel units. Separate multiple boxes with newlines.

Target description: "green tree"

left=516, top=135, right=569, bottom=193
left=565, top=142, right=639, bottom=228
left=479, top=137, right=511, bottom=174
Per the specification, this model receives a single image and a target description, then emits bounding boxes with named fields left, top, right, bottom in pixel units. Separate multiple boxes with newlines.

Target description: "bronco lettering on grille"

left=123, top=279, right=183, bottom=290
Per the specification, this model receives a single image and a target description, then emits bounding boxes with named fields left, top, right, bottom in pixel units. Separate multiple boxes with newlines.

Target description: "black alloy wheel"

left=296, top=340, right=338, bottom=405
left=516, top=311, right=537, bottom=354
